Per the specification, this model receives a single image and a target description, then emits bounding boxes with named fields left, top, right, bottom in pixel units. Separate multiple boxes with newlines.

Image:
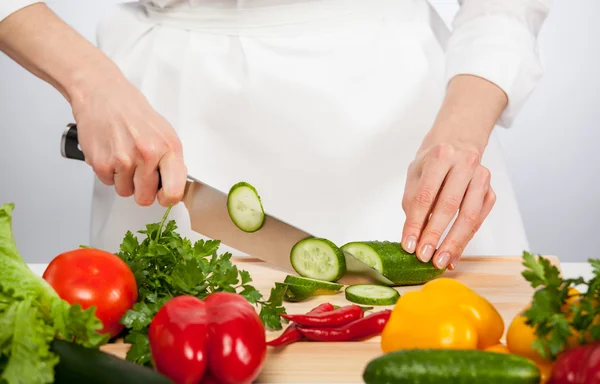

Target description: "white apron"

left=90, top=0, right=529, bottom=258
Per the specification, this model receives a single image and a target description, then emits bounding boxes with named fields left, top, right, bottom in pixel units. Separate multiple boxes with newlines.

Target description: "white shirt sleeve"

left=445, top=0, right=552, bottom=128
left=0, top=0, right=44, bottom=23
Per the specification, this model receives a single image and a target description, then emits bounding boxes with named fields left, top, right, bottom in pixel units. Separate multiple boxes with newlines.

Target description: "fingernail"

left=404, top=236, right=417, bottom=253
left=435, top=252, right=451, bottom=269
left=419, top=244, right=434, bottom=262
left=449, top=255, right=459, bottom=270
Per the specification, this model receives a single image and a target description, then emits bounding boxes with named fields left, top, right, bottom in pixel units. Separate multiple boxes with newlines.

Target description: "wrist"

left=66, top=57, right=125, bottom=106
left=419, top=74, right=508, bottom=155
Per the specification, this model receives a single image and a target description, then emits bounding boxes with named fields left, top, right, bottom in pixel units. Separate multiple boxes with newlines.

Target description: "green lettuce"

left=0, top=203, right=109, bottom=384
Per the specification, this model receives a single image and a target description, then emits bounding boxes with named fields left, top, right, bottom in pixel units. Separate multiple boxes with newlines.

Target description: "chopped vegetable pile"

left=0, top=203, right=108, bottom=384
left=115, top=206, right=288, bottom=366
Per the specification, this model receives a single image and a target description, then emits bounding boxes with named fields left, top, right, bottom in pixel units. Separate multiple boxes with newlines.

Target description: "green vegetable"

left=0, top=203, right=108, bottom=384
left=344, top=284, right=400, bottom=306
left=283, top=275, right=344, bottom=291
left=290, top=238, right=346, bottom=282
left=51, top=339, right=172, bottom=384
left=341, top=241, right=445, bottom=285
left=116, top=206, right=288, bottom=367
left=227, top=181, right=265, bottom=233
left=363, top=349, right=541, bottom=384
left=520, top=251, right=598, bottom=360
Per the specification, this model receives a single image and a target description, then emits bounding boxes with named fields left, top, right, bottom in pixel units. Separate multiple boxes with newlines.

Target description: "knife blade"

left=60, top=123, right=395, bottom=285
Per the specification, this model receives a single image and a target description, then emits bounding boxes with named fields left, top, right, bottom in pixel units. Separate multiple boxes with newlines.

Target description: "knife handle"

left=60, top=123, right=163, bottom=190
left=61, top=123, right=85, bottom=161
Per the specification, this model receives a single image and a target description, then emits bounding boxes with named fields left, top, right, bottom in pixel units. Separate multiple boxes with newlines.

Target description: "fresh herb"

left=0, top=203, right=108, bottom=384
left=116, top=206, right=288, bottom=366
left=521, top=251, right=596, bottom=360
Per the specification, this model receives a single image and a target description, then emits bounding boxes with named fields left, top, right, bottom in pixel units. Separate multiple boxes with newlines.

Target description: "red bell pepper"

left=549, top=342, right=600, bottom=384
left=148, top=292, right=266, bottom=384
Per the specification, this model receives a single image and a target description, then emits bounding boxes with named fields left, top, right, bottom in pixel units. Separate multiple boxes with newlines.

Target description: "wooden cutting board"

left=101, top=255, right=560, bottom=383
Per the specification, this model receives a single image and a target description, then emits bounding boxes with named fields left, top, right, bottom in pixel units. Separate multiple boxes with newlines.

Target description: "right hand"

left=70, top=73, right=187, bottom=207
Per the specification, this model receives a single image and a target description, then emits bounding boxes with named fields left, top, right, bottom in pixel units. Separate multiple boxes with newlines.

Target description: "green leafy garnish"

left=116, top=206, right=288, bottom=366
left=521, top=251, right=596, bottom=360
left=0, top=203, right=108, bottom=384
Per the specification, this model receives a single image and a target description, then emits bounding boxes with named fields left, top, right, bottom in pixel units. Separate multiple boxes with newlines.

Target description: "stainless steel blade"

left=182, top=177, right=309, bottom=274
left=182, top=178, right=392, bottom=285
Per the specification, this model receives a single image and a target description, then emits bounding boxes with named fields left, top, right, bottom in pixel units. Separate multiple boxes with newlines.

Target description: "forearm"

left=0, top=3, right=122, bottom=104
left=420, top=74, right=508, bottom=154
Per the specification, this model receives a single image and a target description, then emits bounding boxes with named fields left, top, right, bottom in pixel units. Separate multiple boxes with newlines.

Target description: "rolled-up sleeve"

left=0, top=1, right=44, bottom=23
left=446, top=0, right=552, bottom=127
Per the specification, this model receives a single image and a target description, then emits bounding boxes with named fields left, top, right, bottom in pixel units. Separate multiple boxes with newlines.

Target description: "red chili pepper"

left=267, top=303, right=335, bottom=347
left=296, top=310, right=391, bottom=341
left=148, top=293, right=266, bottom=384
left=280, top=304, right=365, bottom=327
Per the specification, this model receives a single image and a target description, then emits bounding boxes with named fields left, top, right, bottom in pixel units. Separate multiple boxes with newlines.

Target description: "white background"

left=0, top=0, right=598, bottom=263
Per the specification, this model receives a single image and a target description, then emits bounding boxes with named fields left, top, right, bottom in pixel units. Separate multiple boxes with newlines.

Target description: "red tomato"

left=43, top=248, right=138, bottom=338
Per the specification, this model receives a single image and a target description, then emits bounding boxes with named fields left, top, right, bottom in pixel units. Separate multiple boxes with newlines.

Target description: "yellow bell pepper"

left=421, top=278, right=505, bottom=349
left=381, top=290, right=478, bottom=353
left=380, top=278, right=505, bottom=353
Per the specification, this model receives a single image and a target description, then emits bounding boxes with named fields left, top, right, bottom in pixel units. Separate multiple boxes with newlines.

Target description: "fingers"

left=401, top=146, right=453, bottom=253
left=157, top=147, right=187, bottom=207
left=446, top=187, right=496, bottom=270
left=416, top=151, right=480, bottom=262
left=432, top=167, right=495, bottom=270
left=112, top=154, right=135, bottom=197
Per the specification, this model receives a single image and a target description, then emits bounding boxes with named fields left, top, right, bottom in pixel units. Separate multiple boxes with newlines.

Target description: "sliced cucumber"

left=345, top=284, right=400, bottom=306
left=284, top=283, right=340, bottom=302
left=290, top=238, right=346, bottom=282
left=283, top=275, right=344, bottom=291
left=341, top=241, right=445, bottom=286
left=227, top=181, right=265, bottom=233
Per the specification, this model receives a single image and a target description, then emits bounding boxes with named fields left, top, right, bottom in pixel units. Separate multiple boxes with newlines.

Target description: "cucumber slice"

left=345, top=284, right=400, bottom=306
left=227, top=181, right=265, bottom=233
left=341, top=241, right=445, bottom=286
left=290, top=238, right=346, bottom=282
left=283, top=275, right=344, bottom=291
left=284, top=283, right=340, bottom=302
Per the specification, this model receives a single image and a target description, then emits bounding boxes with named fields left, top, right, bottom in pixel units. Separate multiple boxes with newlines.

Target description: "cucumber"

left=290, top=238, right=346, bottom=282
left=283, top=275, right=344, bottom=302
left=51, top=339, right=173, bottom=384
left=363, top=349, right=540, bottom=384
left=227, top=181, right=265, bottom=232
left=341, top=241, right=445, bottom=286
left=283, top=275, right=344, bottom=291
left=345, top=284, right=400, bottom=306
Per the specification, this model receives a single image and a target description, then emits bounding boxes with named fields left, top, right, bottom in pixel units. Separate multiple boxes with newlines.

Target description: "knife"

left=60, top=123, right=395, bottom=286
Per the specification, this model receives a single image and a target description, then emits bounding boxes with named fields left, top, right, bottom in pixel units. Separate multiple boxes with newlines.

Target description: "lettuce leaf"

left=0, top=203, right=109, bottom=384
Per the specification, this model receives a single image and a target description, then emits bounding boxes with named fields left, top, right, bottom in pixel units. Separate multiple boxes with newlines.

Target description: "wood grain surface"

left=100, top=255, right=560, bottom=383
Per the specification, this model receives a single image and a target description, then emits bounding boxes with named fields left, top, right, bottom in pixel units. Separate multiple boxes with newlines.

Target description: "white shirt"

left=1, top=0, right=552, bottom=127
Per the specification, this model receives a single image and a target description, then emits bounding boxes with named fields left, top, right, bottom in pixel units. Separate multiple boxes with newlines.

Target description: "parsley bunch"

left=521, top=251, right=600, bottom=360
left=115, top=206, right=288, bottom=366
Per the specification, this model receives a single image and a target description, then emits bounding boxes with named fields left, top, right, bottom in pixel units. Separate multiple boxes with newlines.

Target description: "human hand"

left=400, top=75, right=507, bottom=271
left=71, top=72, right=187, bottom=207
left=401, top=143, right=495, bottom=270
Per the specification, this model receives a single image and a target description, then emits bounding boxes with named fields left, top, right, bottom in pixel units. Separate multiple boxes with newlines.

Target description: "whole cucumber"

left=341, top=241, right=445, bottom=286
left=363, top=349, right=541, bottom=384
left=51, top=339, right=173, bottom=384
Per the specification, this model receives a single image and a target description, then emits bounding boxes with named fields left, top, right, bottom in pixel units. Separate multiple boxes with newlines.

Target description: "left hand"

left=400, top=75, right=507, bottom=271
left=401, top=142, right=495, bottom=271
